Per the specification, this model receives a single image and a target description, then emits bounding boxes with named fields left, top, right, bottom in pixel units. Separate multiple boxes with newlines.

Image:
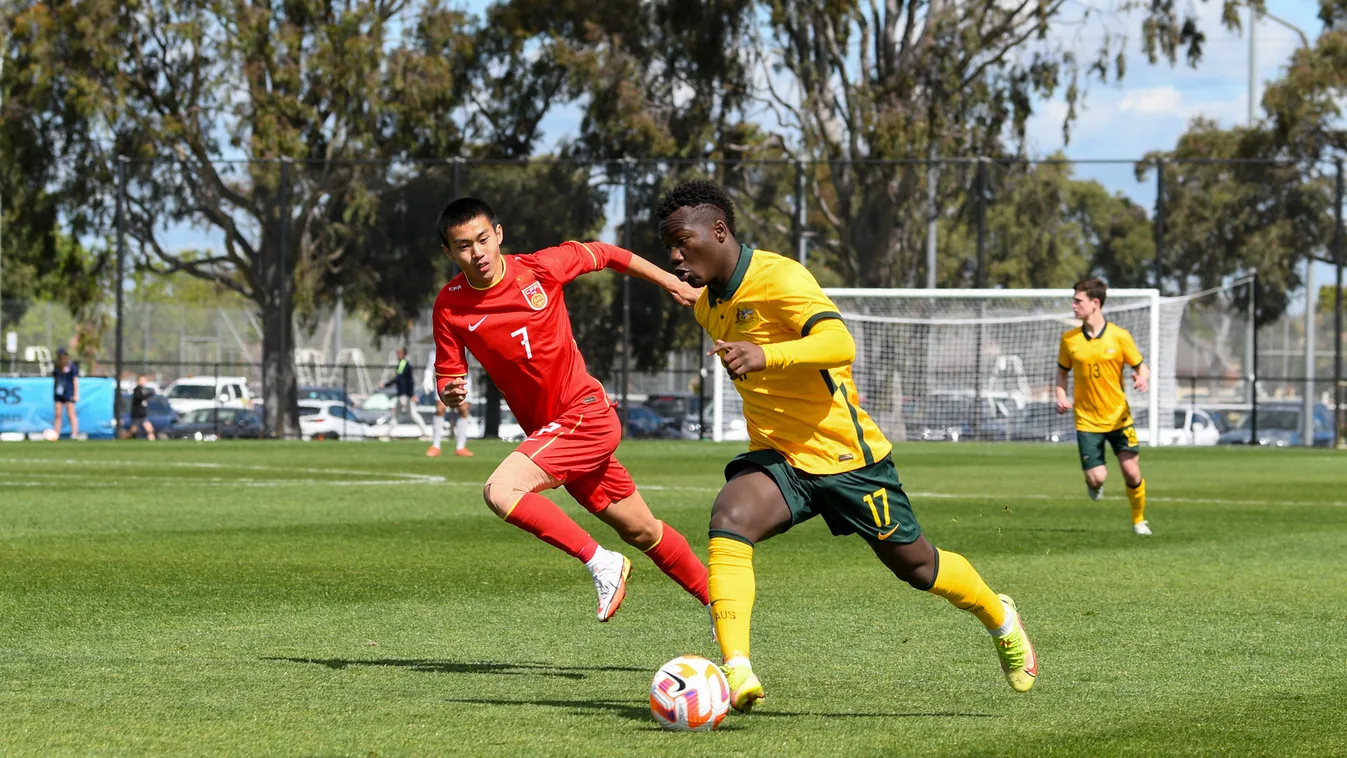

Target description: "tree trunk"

left=259, top=239, right=299, bottom=440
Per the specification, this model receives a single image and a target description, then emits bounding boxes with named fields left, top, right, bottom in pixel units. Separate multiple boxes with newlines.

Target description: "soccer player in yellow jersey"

left=1056, top=278, right=1152, bottom=535
left=656, top=180, right=1038, bottom=713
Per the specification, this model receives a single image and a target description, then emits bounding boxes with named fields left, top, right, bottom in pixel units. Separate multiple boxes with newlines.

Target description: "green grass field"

left=1, top=440, right=1345, bottom=756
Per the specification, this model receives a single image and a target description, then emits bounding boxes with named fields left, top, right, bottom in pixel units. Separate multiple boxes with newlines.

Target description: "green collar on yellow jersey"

left=708, top=244, right=754, bottom=303
left=1082, top=320, right=1109, bottom=340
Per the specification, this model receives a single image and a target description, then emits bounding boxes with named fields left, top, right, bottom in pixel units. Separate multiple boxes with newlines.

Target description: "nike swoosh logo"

left=468, top=316, right=487, bottom=331
left=666, top=672, right=687, bottom=693
left=877, top=524, right=900, bottom=541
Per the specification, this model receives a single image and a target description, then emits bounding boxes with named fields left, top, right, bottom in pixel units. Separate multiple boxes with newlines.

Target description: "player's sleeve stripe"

left=801, top=311, right=843, bottom=336
left=436, top=372, right=468, bottom=377
left=1057, top=362, right=1071, bottom=371
left=576, top=241, right=600, bottom=270
left=1131, top=359, right=1144, bottom=368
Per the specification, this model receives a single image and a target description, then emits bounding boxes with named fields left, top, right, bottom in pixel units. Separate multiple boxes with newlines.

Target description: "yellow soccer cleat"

left=723, top=661, right=765, bottom=713
left=993, top=594, right=1038, bottom=693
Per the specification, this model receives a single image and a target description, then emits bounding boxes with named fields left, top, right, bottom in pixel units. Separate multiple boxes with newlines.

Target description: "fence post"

left=278, top=158, right=291, bottom=440
left=926, top=145, right=938, bottom=288
left=1154, top=158, right=1165, bottom=294
left=214, top=360, right=220, bottom=439
left=620, top=158, right=633, bottom=435
left=973, top=158, right=987, bottom=438
left=1333, top=158, right=1343, bottom=447
left=1244, top=274, right=1255, bottom=441
left=1302, top=256, right=1316, bottom=447
left=114, top=157, right=127, bottom=427
left=794, top=160, right=807, bottom=265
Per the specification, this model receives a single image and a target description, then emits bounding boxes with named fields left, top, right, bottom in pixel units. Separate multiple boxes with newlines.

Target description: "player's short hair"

left=436, top=197, right=497, bottom=245
left=655, top=180, right=736, bottom=236
left=1074, top=277, right=1107, bottom=306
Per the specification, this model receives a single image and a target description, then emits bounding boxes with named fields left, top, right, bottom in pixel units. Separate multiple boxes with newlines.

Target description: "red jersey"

left=432, top=241, right=634, bottom=434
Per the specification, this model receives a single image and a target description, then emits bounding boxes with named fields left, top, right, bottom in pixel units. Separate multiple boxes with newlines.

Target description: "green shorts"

left=725, top=450, right=922, bottom=544
left=1076, top=425, right=1140, bottom=469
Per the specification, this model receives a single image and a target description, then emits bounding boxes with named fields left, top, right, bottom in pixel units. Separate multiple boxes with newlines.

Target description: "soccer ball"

left=41, top=428, right=58, bottom=442
left=649, top=655, right=730, bottom=731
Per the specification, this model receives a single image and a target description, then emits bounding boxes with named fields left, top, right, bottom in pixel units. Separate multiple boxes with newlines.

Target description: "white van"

left=163, top=376, right=253, bottom=414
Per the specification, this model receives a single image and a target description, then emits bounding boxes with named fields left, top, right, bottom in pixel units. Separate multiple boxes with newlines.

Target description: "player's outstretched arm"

left=616, top=249, right=701, bottom=307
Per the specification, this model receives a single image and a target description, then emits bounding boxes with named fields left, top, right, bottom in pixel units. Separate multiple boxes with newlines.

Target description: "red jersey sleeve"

left=432, top=296, right=468, bottom=395
left=532, top=241, right=634, bottom=285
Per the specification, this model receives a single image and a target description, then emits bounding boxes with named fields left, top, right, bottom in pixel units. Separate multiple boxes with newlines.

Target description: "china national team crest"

left=521, top=281, right=548, bottom=311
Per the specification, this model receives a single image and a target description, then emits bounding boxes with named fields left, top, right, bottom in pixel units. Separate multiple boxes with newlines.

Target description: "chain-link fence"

left=1, top=156, right=1343, bottom=444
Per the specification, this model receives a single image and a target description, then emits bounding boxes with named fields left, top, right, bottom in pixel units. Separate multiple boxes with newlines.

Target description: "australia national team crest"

left=521, top=281, right=548, bottom=311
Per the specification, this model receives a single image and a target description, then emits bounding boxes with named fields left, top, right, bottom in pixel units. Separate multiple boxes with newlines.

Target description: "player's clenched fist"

left=709, top=340, right=766, bottom=381
left=439, top=377, right=468, bottom=407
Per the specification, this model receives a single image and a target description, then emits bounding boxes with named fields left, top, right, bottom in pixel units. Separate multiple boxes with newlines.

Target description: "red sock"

left=505, top=493, right=599, bottom=563
left=643, top=522, right=709, bottom=604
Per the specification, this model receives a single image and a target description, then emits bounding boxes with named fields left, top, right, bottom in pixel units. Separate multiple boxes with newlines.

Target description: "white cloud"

left=1118, top=87, right=1184, bottom=116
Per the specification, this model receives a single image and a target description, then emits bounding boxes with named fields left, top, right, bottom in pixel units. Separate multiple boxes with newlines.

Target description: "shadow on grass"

left=445, top=697, right=998, bottom=722
left=263, top=657, right=646, bottom=680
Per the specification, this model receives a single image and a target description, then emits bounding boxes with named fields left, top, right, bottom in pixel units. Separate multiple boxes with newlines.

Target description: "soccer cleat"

left=1133, top=520, right=1152, bottom=536
left=723, top=662, right=765, bottom=713
left=590, top=550, right=631, bottom=622
left=992, top=594, right=1038, bottom=693
left=455, top=448, right=474, bottom=457
left=1087, top=485, right=1104, bottom=501
left=425, top=446, right=442, bottom=457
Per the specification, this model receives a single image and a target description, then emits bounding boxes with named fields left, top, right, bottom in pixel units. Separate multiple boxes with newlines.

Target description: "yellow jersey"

left=695, top=245, right=891, bottom=475
left=1057, top=321, right=1144, bottom=433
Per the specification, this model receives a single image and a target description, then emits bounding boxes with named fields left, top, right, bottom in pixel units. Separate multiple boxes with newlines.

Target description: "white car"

left=297, top=400, right=370, bottom=440
left=1134, top=408, right=1222, bottom=446
left=163, top=376, right=253, bottom=415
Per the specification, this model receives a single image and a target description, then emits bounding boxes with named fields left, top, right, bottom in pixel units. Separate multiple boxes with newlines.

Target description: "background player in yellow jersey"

left=1056, top=278, right=1152, bottom=535
left=656, top=180, right=1038, bottom=713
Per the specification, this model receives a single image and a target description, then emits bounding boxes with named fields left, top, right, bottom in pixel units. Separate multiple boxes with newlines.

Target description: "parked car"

left=1216, top=402, right=1335, bottom=447
left=297, top=400, right=371, bottom=440
left=1008, top=402, right=1076, bottom=443
left=298, top=386, right=356, bottom=408
left=163, top=376, right=253, bottom=414
left=909, top=394, right=1016, bottom=442
left=163, top=408, right=266, bottom=440
left=645, top=393, right=705, bottom=440
left=117, top=392, right=179, bottom=437
left=1133, top=408, right=1222, bottom=446
left=623, top=405, right=680, bottom=439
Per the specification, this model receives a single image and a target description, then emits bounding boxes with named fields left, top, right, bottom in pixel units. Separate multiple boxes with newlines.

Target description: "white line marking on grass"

left=3, top=458, right=1342, bottom=506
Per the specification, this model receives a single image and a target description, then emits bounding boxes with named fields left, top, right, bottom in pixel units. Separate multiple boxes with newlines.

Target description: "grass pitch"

left=1, top=440, right=1344, bottom=756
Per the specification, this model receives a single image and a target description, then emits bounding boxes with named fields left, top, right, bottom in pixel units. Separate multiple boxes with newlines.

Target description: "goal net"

left=708, top=288, right=1196, bottom=447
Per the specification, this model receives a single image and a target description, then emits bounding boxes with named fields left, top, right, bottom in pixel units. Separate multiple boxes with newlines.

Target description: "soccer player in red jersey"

left=432, top=197, right=710, bottom=622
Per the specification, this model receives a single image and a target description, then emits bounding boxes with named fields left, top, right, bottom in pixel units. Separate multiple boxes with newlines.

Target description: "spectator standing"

left=52, top=347, right=80, bottom=440
left=381, top=347, right=428, bottom=440
left=126, top=374, right=157, bottom=440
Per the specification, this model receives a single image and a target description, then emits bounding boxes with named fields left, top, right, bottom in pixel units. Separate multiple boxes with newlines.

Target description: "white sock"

left=455, top=415, right=468, bottom=450
left=989, top=601, right=1017, bottom=638
left=431, top=415, right=444, bottom=449
left=724, top=656, right=752, bottom=669
left=584, top=546, right=614, bottom=573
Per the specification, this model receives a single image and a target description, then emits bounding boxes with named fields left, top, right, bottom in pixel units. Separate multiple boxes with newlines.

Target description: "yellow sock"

left=1127, top=479, right=1146, bottom=524
left=707, top=535, right=755, bottom=662
left=928, top=548, right=1007, bottom=633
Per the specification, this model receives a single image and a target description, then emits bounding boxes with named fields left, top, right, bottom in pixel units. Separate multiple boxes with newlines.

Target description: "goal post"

left=709, top=287, right=1172, bottom=446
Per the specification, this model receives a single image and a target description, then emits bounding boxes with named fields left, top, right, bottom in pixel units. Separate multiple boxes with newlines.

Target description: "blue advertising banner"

left=0, top=377, right=118, bottom=439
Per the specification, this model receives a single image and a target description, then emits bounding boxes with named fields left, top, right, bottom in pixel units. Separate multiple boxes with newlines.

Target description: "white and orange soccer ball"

left=649, top=655, right=731, bottom=731
left=41, top=428, right=58, bottom=442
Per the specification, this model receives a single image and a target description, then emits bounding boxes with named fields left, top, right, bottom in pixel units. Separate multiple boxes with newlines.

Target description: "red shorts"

left=516, top=404, right=636, bottom=513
